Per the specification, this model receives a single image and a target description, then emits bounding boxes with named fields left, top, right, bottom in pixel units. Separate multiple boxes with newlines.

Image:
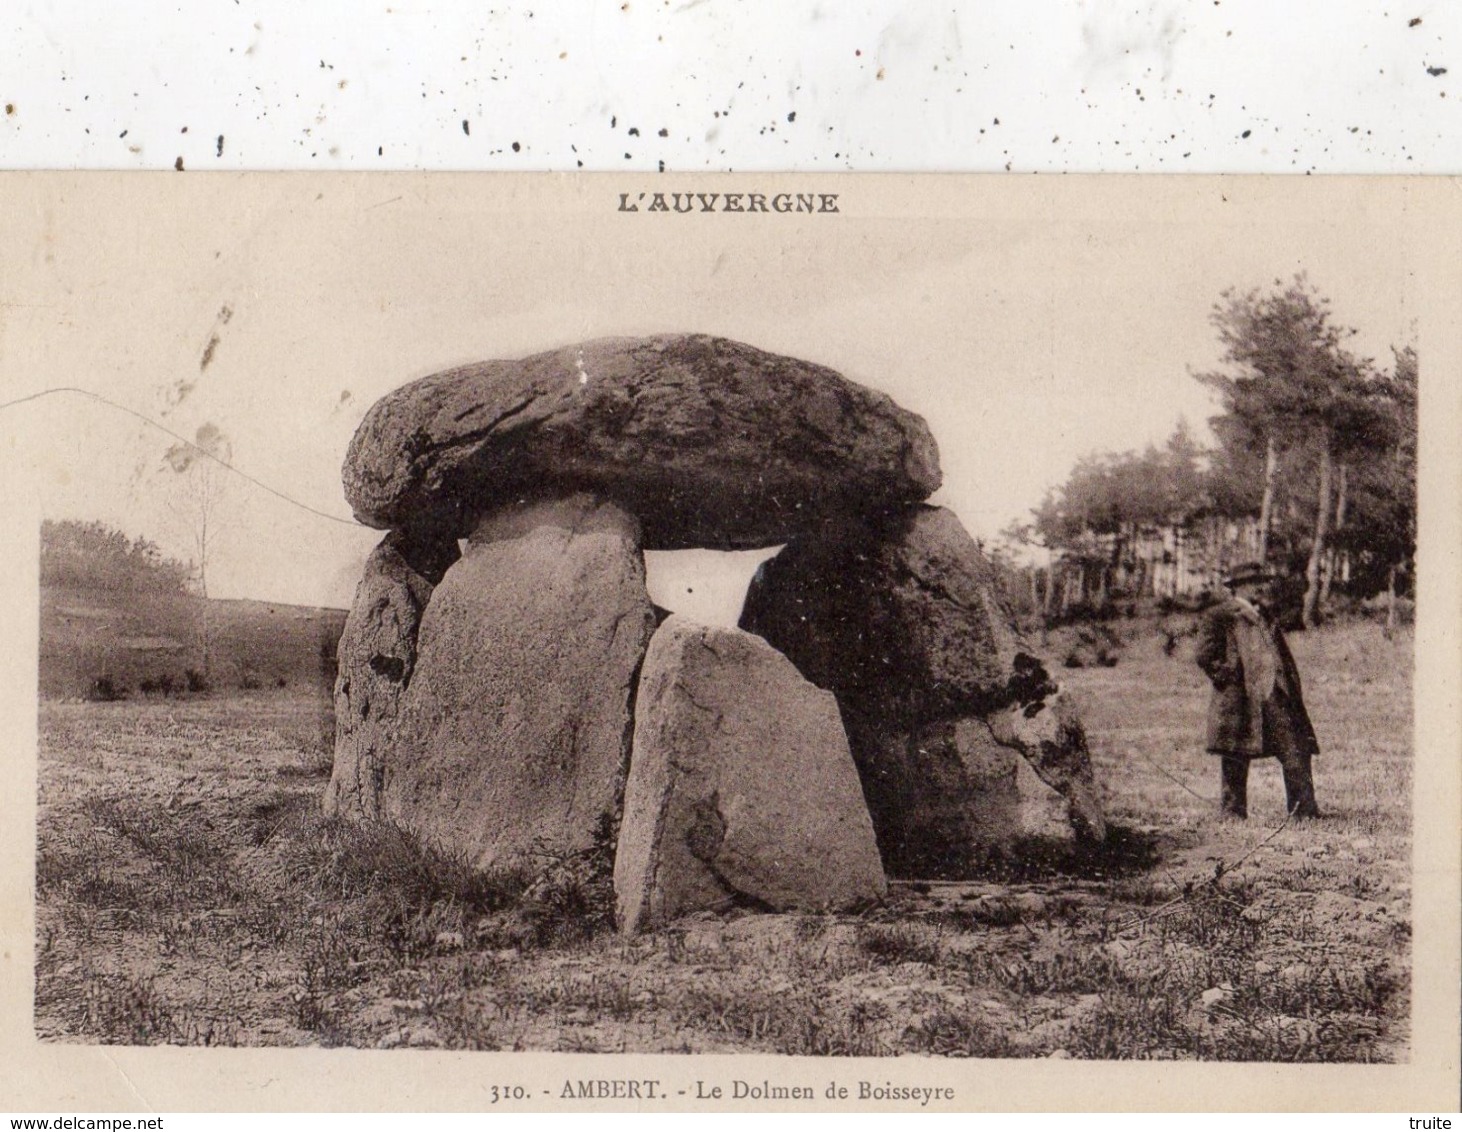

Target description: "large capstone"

left=343, top=334, right=941, bottom=549
left=740, top=504, right=1106, bottom=873
left=615, top=616, right=886, bottom=933
left=325, top=528, right=459, bottom=821
left=378, top=494, right=657, bottom=872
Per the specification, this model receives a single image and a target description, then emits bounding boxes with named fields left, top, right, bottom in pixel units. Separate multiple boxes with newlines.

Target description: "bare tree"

left=162, top=422, right=232, bottom=676
left=163, top=422, right=232, bottom=598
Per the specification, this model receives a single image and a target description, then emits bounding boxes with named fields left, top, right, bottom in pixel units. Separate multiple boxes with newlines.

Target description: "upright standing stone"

left=326, top=528, right=459, bottom=820
left=380, top=494, right=657, bottom=872
left=987, top=689, right=1106, bottom=843
left=858, top=718, right=1078, bottom=876
left=615, top=616, right=886, bottom=933
left=741, top=504, right=1105, bottom=875
left=741, top=506, right=1036, bottom=719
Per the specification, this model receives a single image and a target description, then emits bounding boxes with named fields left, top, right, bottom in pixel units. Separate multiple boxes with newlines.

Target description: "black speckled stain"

left=216, top=134, right=224, bottom=156
left=1426, top=65, right=1448, bottom=77
left=369, top=654, right=407, bottom=683
left=174, top=156, right=184, bottom=171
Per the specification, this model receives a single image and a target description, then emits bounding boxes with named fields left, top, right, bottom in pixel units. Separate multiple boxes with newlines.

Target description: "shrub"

left=184, top=668, right=210, bottom=693
left=1061, top=624, right=1123, bottom=669
left=136, top=673, right=179, bottom=697
left=88, top=675, right=126, bottom=702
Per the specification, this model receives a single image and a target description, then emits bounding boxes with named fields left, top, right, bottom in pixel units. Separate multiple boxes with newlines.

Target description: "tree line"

left=997, top=276, right=1417, bottom=630
left=40, top=519, right=194, bottom=594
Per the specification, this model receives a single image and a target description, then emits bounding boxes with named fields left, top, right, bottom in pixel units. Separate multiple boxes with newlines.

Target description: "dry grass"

left=34, top=620, right=1412, bottom=1059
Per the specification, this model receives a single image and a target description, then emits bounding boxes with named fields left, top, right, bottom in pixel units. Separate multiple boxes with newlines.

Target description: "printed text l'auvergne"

left=617, top=190, right=839, bottom=214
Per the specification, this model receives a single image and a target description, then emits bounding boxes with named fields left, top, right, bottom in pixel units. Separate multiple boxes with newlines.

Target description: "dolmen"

left=326, top=334, right=1106, bottom=933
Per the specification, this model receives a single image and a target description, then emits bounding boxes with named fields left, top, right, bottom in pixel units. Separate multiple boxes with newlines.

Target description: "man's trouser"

left=1219, top=750, right=1320, bottom=819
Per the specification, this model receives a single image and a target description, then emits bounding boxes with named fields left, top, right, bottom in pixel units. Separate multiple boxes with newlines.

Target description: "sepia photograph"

left=0, top=173, right=1456, bottom=1110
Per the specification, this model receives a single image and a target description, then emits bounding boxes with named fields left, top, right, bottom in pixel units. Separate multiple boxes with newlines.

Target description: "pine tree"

left=1197, top=275, right=1389, bottom=627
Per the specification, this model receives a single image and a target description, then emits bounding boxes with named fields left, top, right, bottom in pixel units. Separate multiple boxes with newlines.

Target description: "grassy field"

left=34, top=618, right=1411, bottom=1059
left=40, top=583, right=345, bottom=700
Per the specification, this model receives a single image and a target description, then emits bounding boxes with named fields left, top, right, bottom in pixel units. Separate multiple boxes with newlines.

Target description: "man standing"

left=1195, top=563, right=1321, bottom=819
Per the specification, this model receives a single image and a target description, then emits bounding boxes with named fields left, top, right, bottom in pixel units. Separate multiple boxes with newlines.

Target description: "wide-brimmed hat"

left=1222, top=562, right=1277, bottom=588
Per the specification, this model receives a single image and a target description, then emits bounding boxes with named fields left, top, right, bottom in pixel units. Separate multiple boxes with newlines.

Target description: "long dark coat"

left=1195, top=597, right=1319, bottom=760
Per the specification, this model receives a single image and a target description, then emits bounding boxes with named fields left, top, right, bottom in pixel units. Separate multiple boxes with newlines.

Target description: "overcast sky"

left=1, top=175, right=1420, bottom=621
